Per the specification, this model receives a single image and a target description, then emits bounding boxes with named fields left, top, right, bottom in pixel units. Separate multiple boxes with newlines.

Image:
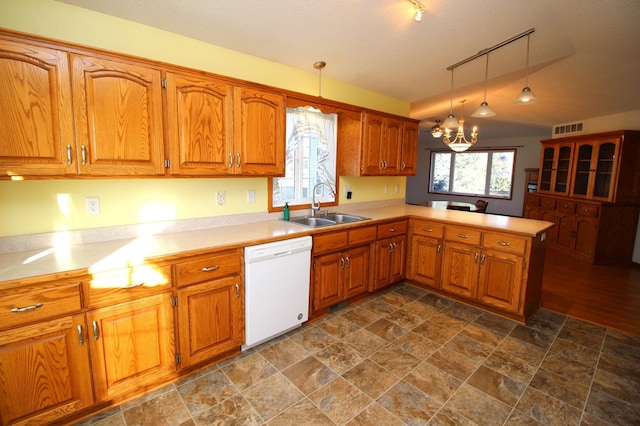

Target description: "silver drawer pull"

left=456, top=234, right=469, bottom=239
left=77, top=325, right=84, bottom=346
left=66, top=144, right=72, bottom=165
left=92, top=320, right=99, bottom=341
left=202, top=265, right=220, bottom=272
left=389, top=227, right=396, bottom=232
left=583, top=208, right=590, bottom=213
left=422, top=228, right=433, bottom=232
left=496, top=241, right=511, bottom=246
left=121, top=282, right=145, bottom=289
left=229, top=153, right=233, bottom=168
left=11, top=302, right=43, bottom=312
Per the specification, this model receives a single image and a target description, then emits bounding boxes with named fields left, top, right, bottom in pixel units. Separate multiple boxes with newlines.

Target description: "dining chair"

left=475, top=199, right=488, bottom=213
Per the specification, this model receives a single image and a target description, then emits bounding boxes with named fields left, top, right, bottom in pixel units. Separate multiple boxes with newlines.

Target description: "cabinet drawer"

left=88, top=264, right=172, bottom=306
left=557, top=200, right=576, bottom=213
left=313, top=231, right=348, bottom=254
left=175, top=249, right=241, bottom=287
left=482, top=232, right=528, bottom=254
left=0, top=282, right=83, bottom=329
left=377, top=220, right=408, bottom=239
left=412, top=219, right=444, bottom=238
left=524, top=195, right=540, bottom=207
left=348, top=225, right=377, bottom=246
left=540, top=197, right=557, bottom=210
left=444, top=225, right=481, bottom=245
left=576, top=203, right=599, bottom=218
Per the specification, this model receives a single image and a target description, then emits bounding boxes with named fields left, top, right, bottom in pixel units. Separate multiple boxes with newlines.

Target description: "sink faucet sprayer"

left=311, top=182, right=336, bottom=217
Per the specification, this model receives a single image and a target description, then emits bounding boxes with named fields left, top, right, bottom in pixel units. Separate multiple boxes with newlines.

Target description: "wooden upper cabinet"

left=400, top=120, right=419, bottom=175
left=233, top=85, right=285, bottom=175
left=571, top=137, right=621, bottom=202
left=71, top=54, right=165, bottom=175
left=165, top=71, right=233, bottom=175
left=361, top=113, right=385, bottom=175
left=383, top=116, right=403, bottom=174
left=0, top=39, right=76, bottom=176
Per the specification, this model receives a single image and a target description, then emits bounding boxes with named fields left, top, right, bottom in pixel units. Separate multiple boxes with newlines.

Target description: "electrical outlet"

left=395, top=184, right=400, bottom=194
left=344, top=186, right=351, bottom=197
left=216, top=190, right=226, bottom=205
left=86, top=197, right=100, bottom=215
left=247, top=189, right=255, bottom=203
left=384, top=184, right=389, bottom=194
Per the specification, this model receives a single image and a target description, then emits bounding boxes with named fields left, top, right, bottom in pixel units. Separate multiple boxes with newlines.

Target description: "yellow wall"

left=0, top=0, right=409, bottom=237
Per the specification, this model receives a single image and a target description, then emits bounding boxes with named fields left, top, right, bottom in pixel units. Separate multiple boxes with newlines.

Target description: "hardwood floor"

left=541, top=246, right=640, bottom=336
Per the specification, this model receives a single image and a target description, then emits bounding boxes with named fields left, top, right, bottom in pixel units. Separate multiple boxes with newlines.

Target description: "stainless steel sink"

left=289, top=216, right=337, bottom=227
left=288, top=213, right=370, bottom=228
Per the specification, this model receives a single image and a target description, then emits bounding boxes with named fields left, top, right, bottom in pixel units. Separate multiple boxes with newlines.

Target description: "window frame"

left=268, top=99, right=341, bottom=213
left=428, top=148, right=517, bottom=200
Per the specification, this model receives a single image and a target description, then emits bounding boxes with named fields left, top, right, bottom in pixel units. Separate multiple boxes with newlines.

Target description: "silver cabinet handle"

left=583, top=208, right=590, bottom=213
left=456, top=234, right=469, bottom=239
left=401, top=160, right=406, bottom=170
left=92, top=320, right=99, bottom=341
left=11, top=302, right=43, bottom=313
left=67, top=144, right=72, bottom=165
left=437, top=244, right=441, bottom=254
left=77, top=324, right=84, bottom=346
left=81, top=145, right=87, bottom=165
left=202, top=265, right=220, bottom=272
left=481, top=254, right=486, bottom=265
left=121, top=282, right=145, bottom=289
left=340, top=257, right=345, bottom=269
left=229, top=153, right=233, bottom=168
left=345, top=256, right=351, bottom=268
left=474, top=253, right=479, bottom=263
left=237, top=153, right=241, bottom=168
left=422, top=228, right=433, bottom=232
left=496, top=241, right=511, bottom=247
left=235, top=283, right=240, bottom=299
left=390, top=228, right=396, bottom=232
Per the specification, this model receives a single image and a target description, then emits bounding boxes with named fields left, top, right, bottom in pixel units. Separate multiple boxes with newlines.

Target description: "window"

left=430, top=149, right=516, bottom=199
left=271, top=106, right=337, bottom=209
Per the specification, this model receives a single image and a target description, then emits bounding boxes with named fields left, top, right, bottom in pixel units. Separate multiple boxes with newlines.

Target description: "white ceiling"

left=59, top=0, right=640, bottom=138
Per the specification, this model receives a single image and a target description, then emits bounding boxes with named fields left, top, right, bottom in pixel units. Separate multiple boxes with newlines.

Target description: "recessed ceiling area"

left=57, top=0, right=640, bottom=138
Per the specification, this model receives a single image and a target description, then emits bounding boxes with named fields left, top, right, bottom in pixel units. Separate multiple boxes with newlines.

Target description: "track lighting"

left=514, top=34, right=538, bottom=104
left=408, top=0, right=425, bottom=22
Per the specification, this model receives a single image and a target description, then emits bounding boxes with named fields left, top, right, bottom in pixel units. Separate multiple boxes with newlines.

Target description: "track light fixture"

left=514, top=34, right=538, bottom=104
left=408, top=0, right=426, bottom=22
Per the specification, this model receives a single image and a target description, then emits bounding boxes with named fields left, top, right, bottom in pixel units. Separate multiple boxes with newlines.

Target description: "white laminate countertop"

left=0, top=205, right=553, bottom=283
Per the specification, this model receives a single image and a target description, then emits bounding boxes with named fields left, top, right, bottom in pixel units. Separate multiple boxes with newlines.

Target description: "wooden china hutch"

left=523, top=130, right=640, bottom=264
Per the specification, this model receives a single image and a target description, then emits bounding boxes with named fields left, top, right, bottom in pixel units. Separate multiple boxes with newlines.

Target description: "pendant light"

left=431, top=119, right=443, bottom=138
left=442, top=69, right=459, bottom=129
left=514, top=34, right=537, bottom=104
left=443, top=100, right=477, bottom=152
left=313, top=61, right=326, bottom=98
left=472, top=53, right=496, bottom=117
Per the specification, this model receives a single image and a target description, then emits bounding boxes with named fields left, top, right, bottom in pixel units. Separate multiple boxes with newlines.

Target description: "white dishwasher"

left=242, top=235, right=312, bottom=351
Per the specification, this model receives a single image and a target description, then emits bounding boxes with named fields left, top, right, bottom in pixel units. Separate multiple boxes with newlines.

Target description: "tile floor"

left=76, top=284, right=640, bottom=426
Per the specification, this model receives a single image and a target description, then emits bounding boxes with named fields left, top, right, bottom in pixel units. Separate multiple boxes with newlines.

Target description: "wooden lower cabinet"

left=176, top=276, right=243, bottom=367
left=477, top=249, right=524, bottom=313
left=407, top=235, right=442, bottom=289
left=312, top=245, right=371, bottom=312
left=372, top=235, right=406, bottom=291
left=87, top=293, right=176, bottom=402
left=441, top=241, right=480, bottom=299
left=0, top=314, right=93, bottom=425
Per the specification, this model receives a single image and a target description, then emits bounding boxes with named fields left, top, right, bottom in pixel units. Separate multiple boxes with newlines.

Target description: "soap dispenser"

left=283, top=202, right=290, bottom=221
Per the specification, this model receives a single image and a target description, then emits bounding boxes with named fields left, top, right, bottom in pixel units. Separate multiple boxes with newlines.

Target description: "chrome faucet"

left=311, top=182, right=336, bottom=217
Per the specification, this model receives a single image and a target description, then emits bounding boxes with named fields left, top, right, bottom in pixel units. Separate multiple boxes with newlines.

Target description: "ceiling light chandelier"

left=472, top=53, right=496, bottom=117
left=443, top=100, right=477, bottom=152
left=514, top=33, right=537, bottom=104
left=431, top=119, right=443, bottom=138
left=407, top=0, right=426, bottom=22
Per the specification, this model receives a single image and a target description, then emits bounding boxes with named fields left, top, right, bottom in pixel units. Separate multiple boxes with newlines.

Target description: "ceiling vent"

left=554, top=122, right=583, bottom=136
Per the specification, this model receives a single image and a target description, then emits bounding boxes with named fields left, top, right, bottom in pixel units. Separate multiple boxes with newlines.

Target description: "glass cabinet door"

left=538, top=147, right=554, bottom=192
left=571, top=139, right=620, bottom=201
left=553, top=145, right=572, bottom=194
left=538, top=142, right=573, bottom=195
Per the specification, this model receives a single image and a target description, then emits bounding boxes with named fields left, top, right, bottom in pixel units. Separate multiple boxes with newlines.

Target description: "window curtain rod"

left=446, top=28, right=535, bottom=71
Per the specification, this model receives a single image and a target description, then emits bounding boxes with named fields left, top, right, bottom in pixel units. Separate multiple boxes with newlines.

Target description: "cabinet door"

left=441, top=242, right=479, bottom=299
left=343, top=245, right=371, bottom=299
left=312, top=252, right=345, bottom=310
left=540, top=209, right=558, bottom=243
left=407, top=235, right=442, bottom=289
left=0, top=39, right=76, bottom=176
left=177, top=276, right=243, bottom=367
left=382, top=117, right=402, bottom=174
left=0, top=314, right=93, bottom=425
left=477, top=250, right=524, bottom=313
left=71, top=54, right=165, bottom=175
left=361, top=113, right=385, bottom=175
left=538, top=143, right=573, bottom=195
left=389, top=236, right=406, bottom=283
left=373, top=238, right=392, bottom=290
left=233, top=86, right=285, bottom=175
left=399, top=120, right=418, bottom=175
left=555, top=212, right=576, bottom=249
left=574, top=216, right=599, bottom=260
left=87, top=293, right=175, bottom=402
left=571, top=139, right=619, bottom=201
left=166, top=72, right=234, bottom=175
